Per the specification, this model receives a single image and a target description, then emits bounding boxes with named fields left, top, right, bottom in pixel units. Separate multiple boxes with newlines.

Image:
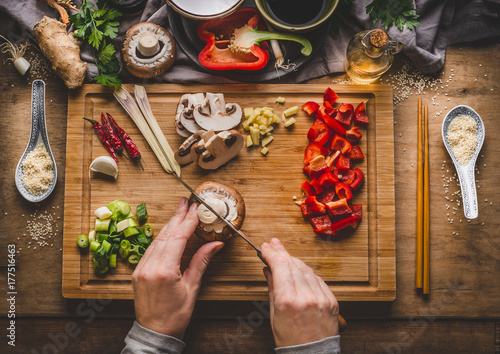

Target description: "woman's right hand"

left=261, top=238, right=339, bottom=348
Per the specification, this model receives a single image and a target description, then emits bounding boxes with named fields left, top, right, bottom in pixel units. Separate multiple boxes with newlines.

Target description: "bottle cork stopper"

left=370, top=30, right=388, bottom=48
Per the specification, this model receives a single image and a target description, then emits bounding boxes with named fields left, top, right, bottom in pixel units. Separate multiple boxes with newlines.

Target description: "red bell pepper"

left=310, top=215, right=334, bottom=234
left=317, top=189, right=336, bottom=204
left=326, top=199, right=352, bottom=216
left=329, top=212, right=361, bottom=232
left=325, top=150, right=341, bottom=169
left=318, top=170, right=339, bottom=188
left=333, top=168, right=356, bottom=185
left=323, top=87, right=339, bottom=106
left=350, top=168, right=364, bottom=191
left=334, top=103, right=354, bottom=128
left=335, top=182, right=353, bottom=202
left=346, top=126, right=362, bottom=144
left=330, top=135, right=352, bottom=154
left=301, top=180, right=316, bottom=197
left=304, top=142, right=328, bottom=165
left=197, top=8, right=269, bottom=71
left=323, top=101, right=336, bottom=116
left=336, top=155, right=350, bottom=171
left=304, top=196, right=326, bottom=214
left=303, top=156, right=329, bottom=179
left=348, top=145, right=365, bottom=161
left=310, top=179, right=323, bottom=195
left=302, top=101, right=320, bottom=116
left=316, top=106, right=346, bottom=135
left=354, top=102, right=369, bottom=125
left=307, top=120, right=332, bottom=146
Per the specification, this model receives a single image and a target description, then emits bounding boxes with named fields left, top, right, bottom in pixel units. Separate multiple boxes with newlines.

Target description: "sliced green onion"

left=89, top=240, right=101, bottom=253
left=127, top=218, right=137, bottom=228
left=77, top=234, right=89, bottom=248
left=144, top=223, right=154, bottom=237
left=136, top=203, right=148, bottom=223
left=120, top=239, right=131, bottom=249
left=109, top=254, right=117, bottom=269
left=88, top=230, right=96, bottom=243
left=97, top=233, right=109, bottom=242
left=136, top=233, right=150, bottom=246
left=128, top=254, right=141, bottom=264
left=136, top=246, right=146, bottom=256
left=101, top=240, right=112, bottom=253
left=95, top=218, right=111, bottom=232
left=95, top=266, right=109, bottom=274
left=123, top=226, right=139, bottom=238
left=110, top=243, right=120, bottom=255
left=119, top=247, right=130, bottom=258
left=107, top=200, right=131, bottom=221
left=109, top=221, right=117, bottom=235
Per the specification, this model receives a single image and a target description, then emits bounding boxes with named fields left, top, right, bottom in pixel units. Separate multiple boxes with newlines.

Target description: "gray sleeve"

left=121, top=321, right=185, bottom=354
left=275, top=336, right=341, bottom=354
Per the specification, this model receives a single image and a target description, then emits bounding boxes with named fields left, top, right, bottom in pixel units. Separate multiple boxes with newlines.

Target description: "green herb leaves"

left=70, top=0, right=122, bottom=86
left=366, top=0, right=420, bottom=31
left=342, top=0, right=420, bottom=31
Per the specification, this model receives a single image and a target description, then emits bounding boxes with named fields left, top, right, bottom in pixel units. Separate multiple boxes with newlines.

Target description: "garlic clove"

left=90, top=156, right=119, bottom=179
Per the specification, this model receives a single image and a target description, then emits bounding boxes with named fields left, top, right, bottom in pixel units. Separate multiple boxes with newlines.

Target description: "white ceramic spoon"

left=441, top=105, right=485, bottom=219
left=15, top=80, right=57, bottom=202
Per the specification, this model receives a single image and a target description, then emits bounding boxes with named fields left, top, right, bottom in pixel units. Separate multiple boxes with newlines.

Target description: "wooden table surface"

left=0, top=36, right=499, bottom=353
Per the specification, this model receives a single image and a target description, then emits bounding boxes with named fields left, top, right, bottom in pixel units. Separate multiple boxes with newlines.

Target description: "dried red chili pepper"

left=106, top=113, right=143, bottom=170
left=101, top=113, right=124, bottom=156
left=83, top=117, right=119, bottom=163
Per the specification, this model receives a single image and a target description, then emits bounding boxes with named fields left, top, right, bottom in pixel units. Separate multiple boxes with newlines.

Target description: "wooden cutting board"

left=62, top=84, right=395, bottom=301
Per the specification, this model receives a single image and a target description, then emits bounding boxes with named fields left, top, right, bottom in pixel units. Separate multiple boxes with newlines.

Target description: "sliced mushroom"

left=175, top=94, right=191, bottom=137
left=121, top=22, right=176, bottom=78
left=189, top=181, right=245, bottom=242
left=174, top=130, right=206, bottom=165
left=179, top=93, right=204, bottom=134
left=193, top=92, right=242, bottom=132
left=198, top=130, right=244, bottom=170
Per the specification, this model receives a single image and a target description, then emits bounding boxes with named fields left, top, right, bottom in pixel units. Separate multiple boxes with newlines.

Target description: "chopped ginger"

left=261, top=147, right=269, bottom=155
left=283, top=106, right=299, bottom=117
left=246, top=135, right=253, bottom=147
left=284, top=118, right=296, bottom=127
left=276, top=96, right=286, bottom=103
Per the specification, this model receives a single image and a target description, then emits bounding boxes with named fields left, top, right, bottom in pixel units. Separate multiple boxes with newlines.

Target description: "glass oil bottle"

left=345, top=29, right=403, bottom=84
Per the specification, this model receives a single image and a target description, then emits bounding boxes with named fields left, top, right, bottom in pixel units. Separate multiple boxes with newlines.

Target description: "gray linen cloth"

left=0, top=0, right=499, bottom=83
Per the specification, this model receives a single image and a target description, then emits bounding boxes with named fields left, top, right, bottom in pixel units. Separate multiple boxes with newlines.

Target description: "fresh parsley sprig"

left=70, top=0, right=122, bottom=86
left=343, top=0, right=420, bottom=31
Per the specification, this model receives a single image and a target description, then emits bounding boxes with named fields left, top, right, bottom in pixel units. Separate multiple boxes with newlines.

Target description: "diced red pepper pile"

left=299, top=88, right=369, bottom=237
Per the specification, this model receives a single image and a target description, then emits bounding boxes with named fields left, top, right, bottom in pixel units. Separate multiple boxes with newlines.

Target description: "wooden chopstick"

left=416, top=98, right=423, bottom=289
left=423, top=105, right=430, bottom=294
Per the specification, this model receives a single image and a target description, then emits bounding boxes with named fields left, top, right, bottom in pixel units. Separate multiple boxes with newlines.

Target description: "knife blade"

left=167, top=167, right=267, bottom=265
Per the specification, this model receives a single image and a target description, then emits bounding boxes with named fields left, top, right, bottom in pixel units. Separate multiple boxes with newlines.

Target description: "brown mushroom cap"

left=189, top=181, right=245, bottom=242
left=121, top=22, right=176, bottom=78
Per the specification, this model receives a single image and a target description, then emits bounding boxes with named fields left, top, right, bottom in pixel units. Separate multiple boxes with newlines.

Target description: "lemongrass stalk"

left=134, top=85, right=181, bottom=177
left=114, top=86, right=176, bottom=175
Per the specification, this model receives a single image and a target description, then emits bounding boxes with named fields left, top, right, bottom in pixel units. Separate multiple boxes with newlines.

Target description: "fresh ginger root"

left=34, top=16, right=87, bottom=89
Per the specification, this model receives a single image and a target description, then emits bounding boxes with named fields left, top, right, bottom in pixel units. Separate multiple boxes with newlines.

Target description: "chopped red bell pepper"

left=354, top=102, right=369, bottom=126
left=197, top=8, right=269, bottom=71
left=307, top=121, right=332, bottom=146
left=335, top=182, right=353, bottom=202
left=302, top=101, right=320, bottom=116
left=326, top=198, right=352, bottom=216
left=301, top=180, right=316, bottom=197
left=350, top=204, right=362, bottom=218
left=310, top=178, right=323, bottom=195
left=318, top=170, right=339, bottom=188
left=330, top=135, right=352, bottom=154
left=317, top=189, right=336, bottom=204
left=333, top=168, right=356, bottom=185
left=325, top=150, right=341, bottom=169
left=346, top=126, right=362, bottom=144
left=350, top=168, right=364, bottom=191
left=310, top=215, right=334, bottom=234
left=304, top=196, right=326, bottom=214
left=303, top=154, right=329, bottom=179
left=329, top=212, right=361, bottom=232
left=336, top=155, right=350, bottom=170
left=323, top=101, right=336, bottom=116
left=316, top=106, right=346, bottom=136
left=323, top=87, right=339, bottom=106
left=334, top=103, right=354, bottom=128
left=304, top=142, right=328, bottom=165
left=301, top=204, right=313, bottom=218
left=348, top=145, right=365, bottom=161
